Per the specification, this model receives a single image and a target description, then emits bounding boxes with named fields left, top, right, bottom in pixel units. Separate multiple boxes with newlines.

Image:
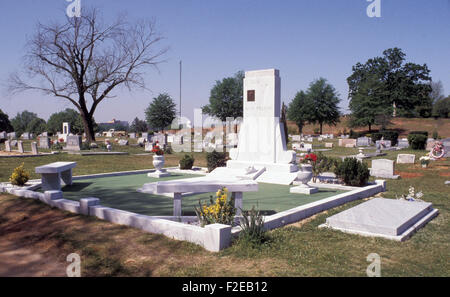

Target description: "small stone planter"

left=148, top=154, right=170, bottom=178
left=290, top=164, right=318, bottom=195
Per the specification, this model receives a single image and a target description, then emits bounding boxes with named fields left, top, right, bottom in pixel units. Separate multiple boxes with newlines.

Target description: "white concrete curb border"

left=0, top=174, right=386, bottom=252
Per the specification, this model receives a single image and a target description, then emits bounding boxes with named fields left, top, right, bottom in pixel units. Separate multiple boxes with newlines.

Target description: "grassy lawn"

left=0, top=138, right=449, bottom=276
left=0, top=138, right=208, bottom=181
left=60, top=173, right=345, bottom=216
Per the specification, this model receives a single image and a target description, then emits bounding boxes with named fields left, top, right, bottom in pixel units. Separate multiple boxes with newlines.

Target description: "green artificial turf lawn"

left=60, top=173, right=346, bottom=216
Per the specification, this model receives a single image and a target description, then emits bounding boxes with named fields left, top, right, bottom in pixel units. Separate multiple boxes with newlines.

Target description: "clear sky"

left=0, top=0, right=449, bottom=123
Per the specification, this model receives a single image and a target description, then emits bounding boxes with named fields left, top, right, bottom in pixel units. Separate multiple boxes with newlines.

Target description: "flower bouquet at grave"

left=58, top=138, right=64, bottom=143
left=194, top=187, right=235, bottom=227
left=396, top=186, right=424, bottom=202
left=301, top=153, right=334, bottom=183
left=419, top=155, right=430, bottom=167
left=300, top=153, right=317, bottom=164
left=152, top=141, right=164, bottom=155
left=9, top=162, right=30, bottom=186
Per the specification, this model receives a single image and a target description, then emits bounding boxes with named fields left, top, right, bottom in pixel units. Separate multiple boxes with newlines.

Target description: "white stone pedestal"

left=290, top=185, right=318, bottom=195
left=147, top=169, right=171, bottom=178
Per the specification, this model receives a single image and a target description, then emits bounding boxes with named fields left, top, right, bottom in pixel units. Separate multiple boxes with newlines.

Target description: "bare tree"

left=430, top=80, right=445, bottom=103
left=9, top=8, right=167, bottom=142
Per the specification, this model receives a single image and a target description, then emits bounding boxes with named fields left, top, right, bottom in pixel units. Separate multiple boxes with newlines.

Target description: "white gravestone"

left=325, top=142, right=333, bottom=148
left=323, top=198, right=438, bottom=241
left=357, top=137, right=371, bottom=147
left=17, top=141, right=24, bottom=153
left=4, top=140, right=11, bottom=152
left=396, top=154, right=415, bottom=164
left=65, top=135, right=81, bottom=151
left=292, top=135, right=301, bottom=142
left=397, top=138, right=409, bottom=149
left=0, top=131, right=7, bottom=139
left=370, top=159, right=399, bottom=179
left=118, top=139, right=129, bottom=146
left=227, top=69, right=297, bottom=185
left=39, top=136, right=51, bottom=149
left=31, top=142, right=39, bottom=155
left=376, top=140, right=392, bottom=149
left=61, top=122, right=70, bottom=142
left=144, top=142, right=153, bottom=152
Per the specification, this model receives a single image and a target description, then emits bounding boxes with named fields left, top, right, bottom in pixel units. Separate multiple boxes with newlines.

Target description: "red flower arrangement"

left=302, top=153, right=317, bottom=163
left=152, top=142, right=164, bottom=156
left=58, top=138, right=64, bottom=143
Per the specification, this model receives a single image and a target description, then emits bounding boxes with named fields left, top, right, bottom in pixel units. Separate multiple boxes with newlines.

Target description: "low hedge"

left=179, top=154, right=195, bottom=170
left=407, top=134, right=427, bottom=150
left=371, top=130, right=399, bottom=146
left=206, top=151, right=228, bottom=172
left=409, top=131, right=428, bottom=137
left=334, top=158, right=370, bottom=187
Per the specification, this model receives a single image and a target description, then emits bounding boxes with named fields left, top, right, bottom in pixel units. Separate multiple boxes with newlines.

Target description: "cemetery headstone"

left=7, top=132, right=16, bottom=139
left=62, top=122, right=70, bottom=141
left=339, top=138, right=357, bottom=147
left=397, top=138, right=409, bottom=149
left=17, top=141, right=24, bottom=153
left=370, top=159, right=399, bottom=179
left=356, top=137, right=371, bottom=147
left=325, top=142, right=333, bottom=148
left=39, top=136, right=51, bottom=149
left=137, top=137, right=146, bottom=146
left=31, top=142, right=38, bottom=155
left=376, top=140, right=392, bottom=149
left=118, top=139, right=129, bottom=146
left=292, top=135, right=301, bottom=142
left=227, top=69, right=297, bottom=185
left=144, top=142, right=153, bottom=152
left=0, top=131, right=6, bottom=139
left=65, top=135, right=82, bottom=151
left=10, top=140, right=18, bottom=147
left=142, top=132, right=149, bottom=139
left=129, top=133, right=136, bottom=139
left=4, top=140, right=11, bottom=152
left=396, top=154, right=415, bottom=164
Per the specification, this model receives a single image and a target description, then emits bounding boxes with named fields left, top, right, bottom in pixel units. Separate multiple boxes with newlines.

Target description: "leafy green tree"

left=47, top=108, right=95, bottom=135
left=202, top=71, right=244, bottom=121
left=0, top=109, right=14, bottom=132
left=26, top=118, right=47, bottom=135
left=287, top=91, right=310, bottom=133
left=348, top=74, right=392, bottom=131
left=348, top=48, right=432, bottom=126
left=145, top=93, right=177, bottom=132
left=130, top=117, right=148, bottom=133
left=304, top=78, right=341, bottom=135
left=10, top=110, right=39, bottom=136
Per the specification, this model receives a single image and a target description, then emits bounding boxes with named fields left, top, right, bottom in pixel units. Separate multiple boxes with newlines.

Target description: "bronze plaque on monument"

left=247, top=90, right=255, bottom=102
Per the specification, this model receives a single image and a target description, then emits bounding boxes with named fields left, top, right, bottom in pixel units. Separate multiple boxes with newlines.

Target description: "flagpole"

left=179, top=60, right=182, bottom=118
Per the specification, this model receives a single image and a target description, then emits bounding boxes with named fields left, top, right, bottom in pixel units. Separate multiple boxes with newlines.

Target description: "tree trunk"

left=368, top=123, right=372, bottom=132
left=80, top=112, right=96, bottom=143
left=319, top=122, right=323, bottom=135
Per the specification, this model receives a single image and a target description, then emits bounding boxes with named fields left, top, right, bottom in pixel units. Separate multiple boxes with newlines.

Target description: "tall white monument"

left=227, top=69, right=298, bottom=184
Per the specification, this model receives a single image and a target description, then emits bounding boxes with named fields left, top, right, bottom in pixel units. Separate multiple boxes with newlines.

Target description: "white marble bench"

left=138, top=177, right=258, bottom=217
left=35, top=162, right=77, bottom=191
